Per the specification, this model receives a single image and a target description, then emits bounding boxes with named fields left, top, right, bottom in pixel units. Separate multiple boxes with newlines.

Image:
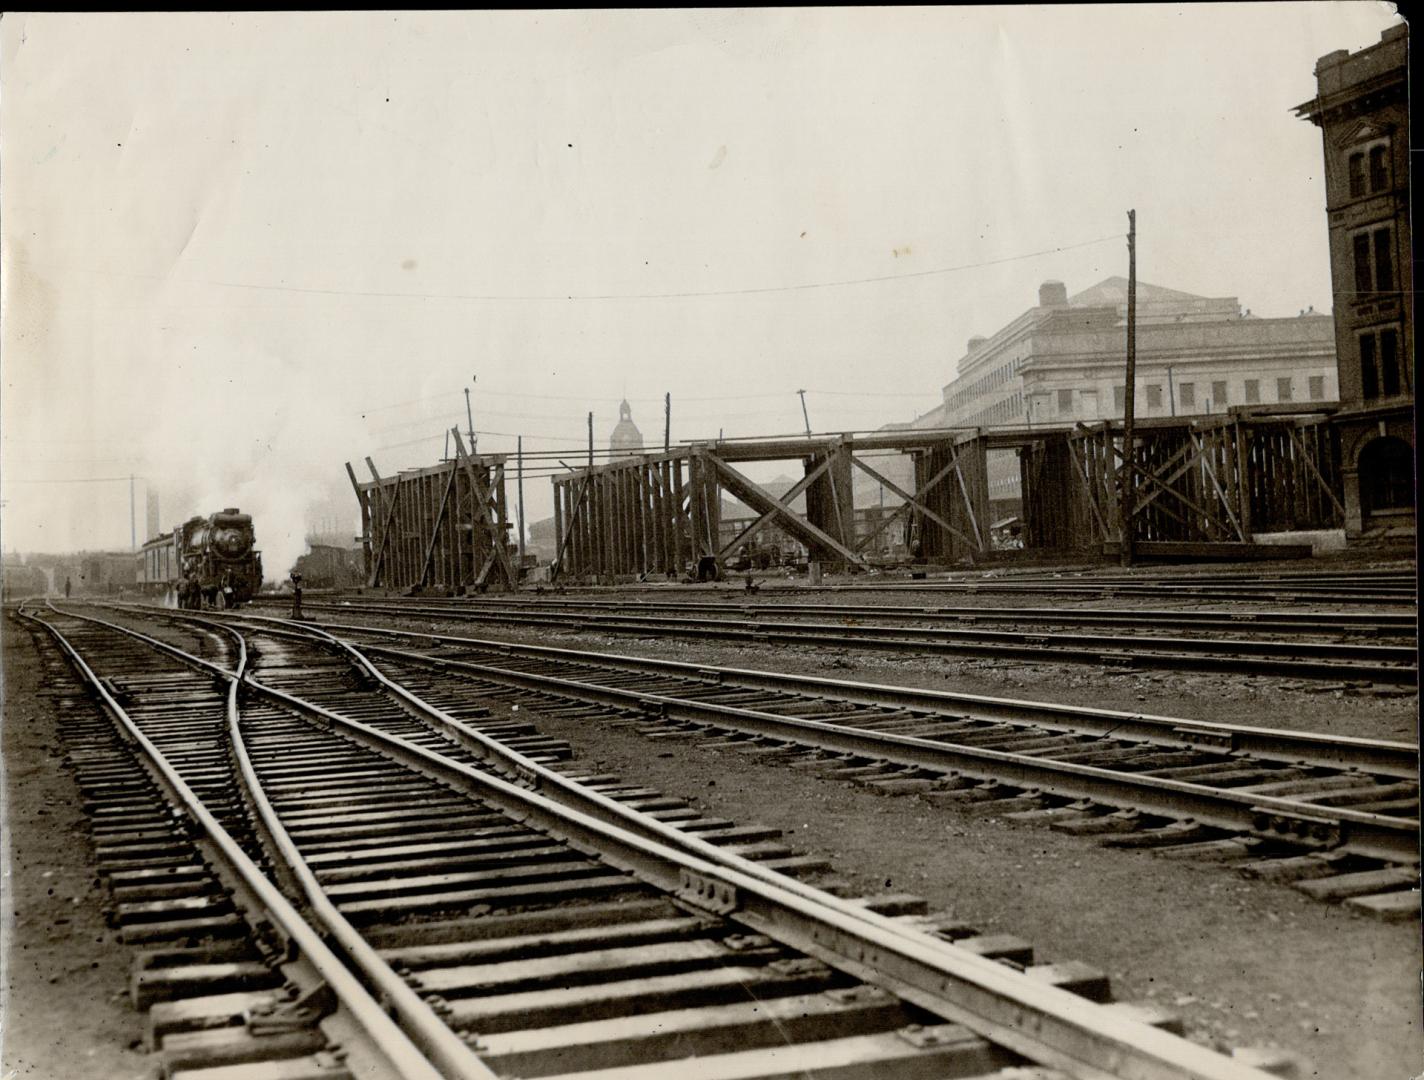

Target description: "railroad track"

left=258, top=594, right=1416, bottom=638
left=20, top=601, right=1304, bottom=1080
left=257, top=596, right=1419, bottom=684
left=573, top=568, right=1416, bottom=606
left=223, top=609, right=1421, bottom=875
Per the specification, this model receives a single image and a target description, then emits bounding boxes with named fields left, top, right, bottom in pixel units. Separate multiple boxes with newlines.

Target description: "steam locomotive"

left=138, top=508, right=264, bottom=608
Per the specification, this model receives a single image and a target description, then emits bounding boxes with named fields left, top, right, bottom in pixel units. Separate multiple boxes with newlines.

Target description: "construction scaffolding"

left=1059, top=408, right=1344, bottom=548
left=548, top=409, right=1347, bottom=579
left=550, top=431, right=992, bottom=581
left=347, top=430, right=517, bottom=592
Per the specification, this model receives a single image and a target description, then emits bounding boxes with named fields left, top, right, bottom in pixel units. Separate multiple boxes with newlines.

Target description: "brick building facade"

left=1295, top=24, right=1413, bottom=536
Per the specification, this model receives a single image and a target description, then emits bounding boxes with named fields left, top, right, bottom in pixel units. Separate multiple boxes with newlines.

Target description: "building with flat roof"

left=911, top=277, right=1338, bottom=506
left=1295, top=23, right=1412, bottom=536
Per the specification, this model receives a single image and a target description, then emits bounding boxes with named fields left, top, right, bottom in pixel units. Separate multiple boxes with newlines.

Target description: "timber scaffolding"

left=550, top=407, right=1346, bottom=582
left=346, top=429, right=518, bottom=592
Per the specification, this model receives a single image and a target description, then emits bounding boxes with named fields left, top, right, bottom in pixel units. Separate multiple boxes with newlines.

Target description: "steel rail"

left=75, top=604, right=1283, bottom=1080
left=21, top=605, right=452, bottom=1080
left=187, top=606, right=1417, bottom=862
left=268, top=599, right=1420, bottom=684
left=289, top=594, right=1417, bottom=636
left=258, top=615, right=1420, bottom=779
left=343, top=637, right=1421, bottom=865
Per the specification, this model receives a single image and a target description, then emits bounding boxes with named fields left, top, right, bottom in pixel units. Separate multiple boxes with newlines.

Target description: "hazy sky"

left=0, top=6, right=1401, bottom=574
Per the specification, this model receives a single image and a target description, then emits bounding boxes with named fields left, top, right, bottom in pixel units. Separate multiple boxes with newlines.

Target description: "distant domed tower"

left=609, top=400, right=644, bottom=458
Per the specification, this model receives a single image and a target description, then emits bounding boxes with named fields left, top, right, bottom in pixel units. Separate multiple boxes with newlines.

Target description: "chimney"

left=1039, top=280, right=1068, bottom=307
left=967, top=336, right=987, bottom=354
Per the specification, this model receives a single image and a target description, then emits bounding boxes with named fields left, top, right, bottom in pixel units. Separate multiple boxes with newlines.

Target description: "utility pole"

left=130, top=475, right=136, bottom=551
left=516, top=435, right=525, bottom=565
left=1120, top=209, right=1138, bottom=568
left=797, top=389, right=811, bottom=436
left=587, top=411, right=594, bottom=469
left=1166, top=363, right=1176, bottom=417
left=465, top=377, right=477, bottom=454
left=664, top=392, right=671, bottom=453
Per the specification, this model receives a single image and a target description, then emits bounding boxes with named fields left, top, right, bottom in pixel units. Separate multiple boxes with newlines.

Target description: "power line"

left=15, top=231, right=1120, bottom=305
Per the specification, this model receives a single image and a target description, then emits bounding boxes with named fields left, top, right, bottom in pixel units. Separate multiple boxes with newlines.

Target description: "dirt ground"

left=1, top=616, right=152, bottom=1079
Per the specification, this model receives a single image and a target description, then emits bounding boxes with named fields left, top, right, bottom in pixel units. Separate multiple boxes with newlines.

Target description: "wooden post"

left=518, top=435, right=529, bottom=567
left=1120, top=209, right=1137, bottom=566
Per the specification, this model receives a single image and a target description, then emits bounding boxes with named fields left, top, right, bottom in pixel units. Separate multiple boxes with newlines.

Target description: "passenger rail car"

left=138, top=508, right=263, bottom=608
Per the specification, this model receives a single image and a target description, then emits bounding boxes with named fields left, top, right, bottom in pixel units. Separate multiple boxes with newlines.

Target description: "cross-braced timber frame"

left=550, top=431, right=992, bottom=581
left=347, top=429, right=517, bottom=592
left=1059, top=408, right=1345, bottom=547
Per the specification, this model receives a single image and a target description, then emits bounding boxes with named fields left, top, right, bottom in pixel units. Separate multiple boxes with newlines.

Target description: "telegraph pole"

left=797, top=389, right=812, bottom=436
left=464, top=378, right=477, bottom=454
left=664, top=392, right=671, bottom=453
left=516, top=435, right=526, bottom=564
left=587, top=411, right=594, bottom=469
left=1120, top=209, right=1138, bottom=568
left=130, top=475, right=136, bottom=551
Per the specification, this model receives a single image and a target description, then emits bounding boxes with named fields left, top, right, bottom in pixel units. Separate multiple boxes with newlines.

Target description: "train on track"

left=137, top=508, right=263, bottom=608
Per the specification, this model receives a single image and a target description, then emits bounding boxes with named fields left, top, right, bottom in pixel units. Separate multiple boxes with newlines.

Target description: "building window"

left=1368, top=144, right=1389, bottom=192
left=1113, top=385, right=1125, bottom=412
left=1145, top=384, right=1162, bottom=409
left=1056, top=388, right=1073, bottom=414
left=1244, top=379, right=1260, bottom=404
left=1276, top=377, right=1292, bottom=402
left=1211, top=380, right=1228, bottom=409
left=1309, top=375, right=1325, bottom=401
left=1360, top=327, right=1402, bottom=400
left=1353, top=225, right=1395, bottom=294
left=1348, top=152, right=1366, bottom=197
left=1178, top=382, right=1195, bottom=410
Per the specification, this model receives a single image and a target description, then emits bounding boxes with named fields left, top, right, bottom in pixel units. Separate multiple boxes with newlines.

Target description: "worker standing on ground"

left=63, top=576, right=71, bottom=598
left=290, top=572, right=304, bottom=620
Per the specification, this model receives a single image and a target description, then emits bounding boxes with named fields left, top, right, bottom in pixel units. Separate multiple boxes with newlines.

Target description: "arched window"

left=1358, top=436, right=1414, bottom=515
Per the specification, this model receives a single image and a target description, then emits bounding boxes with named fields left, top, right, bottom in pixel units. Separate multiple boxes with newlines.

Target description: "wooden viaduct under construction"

left=349, top=409, right=1345, bottom=590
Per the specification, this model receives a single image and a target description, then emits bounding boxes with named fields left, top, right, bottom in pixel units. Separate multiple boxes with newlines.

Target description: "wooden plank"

left=364, top=462, right=402, bottom=588
left=716, top=455, right=833, bottom=559
left=848, top=453, right=976, bottom=552
left=706, top=453, right=867, bottom=567
left=451, top=429, right=517, bottom=589
left=417, top=466, right=458, bottom=586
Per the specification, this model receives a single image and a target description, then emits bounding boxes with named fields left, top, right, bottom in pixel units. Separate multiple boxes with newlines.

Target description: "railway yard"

left=1, top=559, right=1418, bottom=1080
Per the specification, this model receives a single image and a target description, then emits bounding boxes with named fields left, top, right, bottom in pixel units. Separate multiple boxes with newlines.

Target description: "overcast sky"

left=0, top=6, right=1401, bottom=574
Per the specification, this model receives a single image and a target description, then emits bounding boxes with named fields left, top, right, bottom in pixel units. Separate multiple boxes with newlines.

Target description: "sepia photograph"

left=1, top=7, right=1416, bottom=1079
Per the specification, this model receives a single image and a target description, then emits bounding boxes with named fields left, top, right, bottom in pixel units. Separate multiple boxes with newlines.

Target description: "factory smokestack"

left=145, top=485, right=161, bottom=541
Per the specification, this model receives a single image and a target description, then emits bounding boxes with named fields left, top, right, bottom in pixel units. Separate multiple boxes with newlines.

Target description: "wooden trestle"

left=347, top=430, right=517, bottom=592
left=550, top=432, right=992, bottom=581
left=1049, top=409, right=1345, bottom=548
left=550, top=407, right=1347, bottom=581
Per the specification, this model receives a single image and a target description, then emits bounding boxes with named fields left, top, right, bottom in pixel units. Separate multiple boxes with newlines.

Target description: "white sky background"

left=0, top=6, right=1402, bottom=576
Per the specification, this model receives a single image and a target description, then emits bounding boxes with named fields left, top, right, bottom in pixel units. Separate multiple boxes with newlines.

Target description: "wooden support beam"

left=717, top=455, right=833, bottom=558
left=418, top=465, right=458, bottom=586
left=848, top=454, right=978, bottom=552
left=345, top=462, right=372, bottom=580
left=364, top=460, right=402, bottom=588
left=451, top=429, right=518, bottom=590
left=706, top=452, right=867, bottom=568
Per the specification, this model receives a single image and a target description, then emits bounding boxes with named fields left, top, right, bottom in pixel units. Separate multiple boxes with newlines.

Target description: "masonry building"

left=1295, top=24, right=1413, bottom=536
left=911, top=277, right=1338, bottom=506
